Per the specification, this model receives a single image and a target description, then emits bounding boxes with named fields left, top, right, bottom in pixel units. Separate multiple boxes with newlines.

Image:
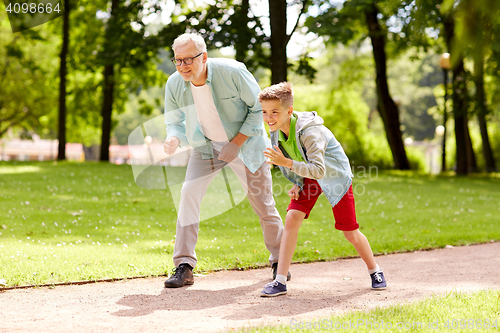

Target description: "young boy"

left=258, top=82, right=387, bottom=297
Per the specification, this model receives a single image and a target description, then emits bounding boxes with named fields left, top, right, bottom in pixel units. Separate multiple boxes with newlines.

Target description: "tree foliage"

left=306, top=0, right=410, bottom=170
left=0, top=10, right=59, bottom=140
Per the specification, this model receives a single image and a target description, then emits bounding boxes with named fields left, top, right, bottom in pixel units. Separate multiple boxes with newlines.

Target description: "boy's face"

left=261, top=99, right=293, bottom=132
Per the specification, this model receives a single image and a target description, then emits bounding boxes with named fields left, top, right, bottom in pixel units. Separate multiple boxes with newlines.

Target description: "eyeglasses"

left=171, top=53, right=203, bottom=66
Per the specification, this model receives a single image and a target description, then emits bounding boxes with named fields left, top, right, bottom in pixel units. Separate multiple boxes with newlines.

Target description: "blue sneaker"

left=260, top=280, right=287, bottom=297
left=370, top=271, right=387, bottom=290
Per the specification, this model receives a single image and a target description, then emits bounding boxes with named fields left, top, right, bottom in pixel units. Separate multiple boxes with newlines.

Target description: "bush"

left=405, top=146, right=426, bottom=171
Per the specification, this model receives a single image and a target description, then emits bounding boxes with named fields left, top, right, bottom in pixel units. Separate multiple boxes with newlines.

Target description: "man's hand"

left=288, top=184, right=301, bottom=200
left=264, top=145, right=293, bottom=169
left=218, top=142, right=240, bottom=163
left=163, top=137, right=180, bottom=155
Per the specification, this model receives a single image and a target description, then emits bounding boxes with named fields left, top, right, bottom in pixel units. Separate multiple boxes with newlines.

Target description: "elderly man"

left=163, top=33, right=288, bottom=288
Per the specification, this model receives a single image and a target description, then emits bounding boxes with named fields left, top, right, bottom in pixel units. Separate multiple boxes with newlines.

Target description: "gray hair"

left=172, top=33, right=207, bottom=53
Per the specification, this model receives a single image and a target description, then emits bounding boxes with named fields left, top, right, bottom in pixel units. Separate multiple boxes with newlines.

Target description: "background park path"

left=1, top=242, right=499, bottom=333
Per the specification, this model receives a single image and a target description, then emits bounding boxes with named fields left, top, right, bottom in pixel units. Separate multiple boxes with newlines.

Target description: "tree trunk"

left=269, top=0, right=288, bottom=84
left=442, top=13, right=468, bottom=175
left=99, top=64, right=114, bottom=161
left=441, top=69, right=449, bottom=172
left=464, top=112, right=477, bottom=172
left=474, top=54, right=496, bottom=172
left=57, top=0, right=69, bottom=161
left=364, top=3, right=410, bottom=170
left=450, top=61, right=468, bottom=175
left=99, top=0, right=119, bottom=162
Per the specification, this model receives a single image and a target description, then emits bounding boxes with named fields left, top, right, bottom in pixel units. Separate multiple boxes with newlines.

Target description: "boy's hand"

left=263, top=145, right=293, bottom=169
left=288, top=184, right=301, bottom=200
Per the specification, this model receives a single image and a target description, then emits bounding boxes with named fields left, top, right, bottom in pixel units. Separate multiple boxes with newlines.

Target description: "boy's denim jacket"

left=270, top=111, right=354, bottom=207
left=164, top=58, right=269, bottom=173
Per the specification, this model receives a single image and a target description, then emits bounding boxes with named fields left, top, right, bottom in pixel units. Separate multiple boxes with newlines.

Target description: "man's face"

left=173, top=41, right=207, bottom=86
left=261, top=99, right=293, bottom=132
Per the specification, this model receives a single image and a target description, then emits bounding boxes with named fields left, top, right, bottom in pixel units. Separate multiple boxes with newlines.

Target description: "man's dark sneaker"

left=272, top=262, right=291, bottom=281
left=370, top=271, right=387, bottom=290
left=164, top=264, right=194, bottom=288
left=260, top=280, right=287, bottom=297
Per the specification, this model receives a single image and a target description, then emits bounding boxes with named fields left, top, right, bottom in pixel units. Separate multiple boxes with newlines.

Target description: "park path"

left=1, top=242, right=499, bottom=333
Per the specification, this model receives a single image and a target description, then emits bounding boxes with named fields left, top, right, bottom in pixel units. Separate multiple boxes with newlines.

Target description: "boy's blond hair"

left=258, top=82, right=294, bottom=108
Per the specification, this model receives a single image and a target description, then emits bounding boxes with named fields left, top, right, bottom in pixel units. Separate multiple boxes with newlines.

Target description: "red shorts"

left=287, top=178, right=359, bottom=231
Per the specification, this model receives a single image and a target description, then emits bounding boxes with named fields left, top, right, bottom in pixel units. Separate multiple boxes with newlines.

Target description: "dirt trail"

left=1, top=242, right=499, bottom=333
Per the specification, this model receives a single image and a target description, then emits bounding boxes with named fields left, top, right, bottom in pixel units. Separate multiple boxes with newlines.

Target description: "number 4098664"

left=6, top=2, right=61, bottom=14
left=444, top=319, right=498, bottom=329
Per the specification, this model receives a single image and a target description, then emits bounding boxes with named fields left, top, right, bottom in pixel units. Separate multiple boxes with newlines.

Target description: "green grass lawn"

left=1, top=161, right=499, bottom=287
left=240, top=289, right=500, bottom=332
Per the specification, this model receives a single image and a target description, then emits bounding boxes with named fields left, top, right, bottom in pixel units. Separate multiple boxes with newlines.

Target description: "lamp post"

left=439, top=53, right=451, bottom=172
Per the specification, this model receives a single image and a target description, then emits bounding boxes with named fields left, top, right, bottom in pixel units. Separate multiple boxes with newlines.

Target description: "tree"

left=474, top=50, right=496, bottom=172
left=452, top=0, right=499, bottom=172
left=269, top=0, right=288, bottom=84
left=57, top=0, right=70, bottom=160
left=0, top=14, right=58, bottom=140
left=306, top=0, right=410, bottom=170
left=62, top=0, right=167, bottom=161
left=269, top=0, right=309, bottom=84
left=179, top=0, right=309, bottom=81
left=440, top=12, right=472, bottom=174
left=201, top=0, right=267, bottom=71
left=407, top=0, right=484, bottom=174
left=364, top=2, right=410, bottom=170
left=98, top=0, right=119, bottom=162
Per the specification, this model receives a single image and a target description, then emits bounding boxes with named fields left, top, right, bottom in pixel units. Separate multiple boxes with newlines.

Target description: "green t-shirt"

left=278, top=114, right=305, bottom=163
